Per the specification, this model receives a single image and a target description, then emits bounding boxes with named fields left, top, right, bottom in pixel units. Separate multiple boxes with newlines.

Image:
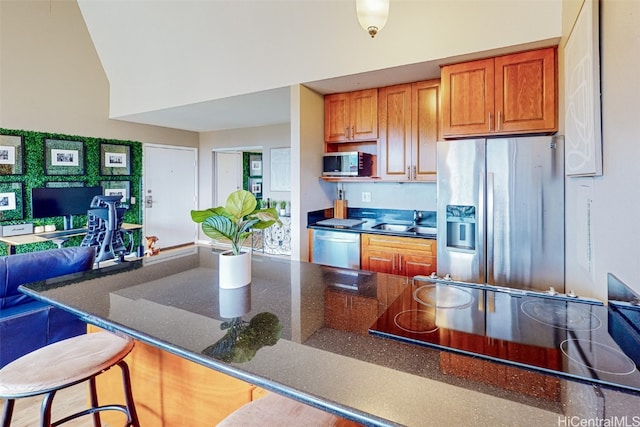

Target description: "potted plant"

left=279, top=200, right=287, bottom=217
left=33, top=220, right=45, bottom=234
left=191, top=189, right=280, bottom=289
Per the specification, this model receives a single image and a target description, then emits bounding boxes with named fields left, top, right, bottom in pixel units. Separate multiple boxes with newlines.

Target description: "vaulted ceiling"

left=77, top=0, right=562, bottom=132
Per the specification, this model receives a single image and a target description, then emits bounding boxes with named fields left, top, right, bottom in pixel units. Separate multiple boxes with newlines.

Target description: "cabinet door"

left=325, top=93, right=350, bottom=142
left=350, top=295, right=380, bottom=332
left=400, top=253, right=437, bottom=277
left=494, top=47, right=557, bottom=134
left=441, top=57, right=494, bottom=137
left=350, top=89, right=379, bottom=141
left=378, top=84, right=412, bottom=180
left=324, top=290, right=351, bottom=330
left=361, top=247, right=396, bottom=274
left=412, top=80, right=440, bottom=181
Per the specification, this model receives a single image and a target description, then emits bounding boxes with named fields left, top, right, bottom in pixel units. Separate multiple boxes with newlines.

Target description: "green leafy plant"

left=191, top=189, right=280, bottom=255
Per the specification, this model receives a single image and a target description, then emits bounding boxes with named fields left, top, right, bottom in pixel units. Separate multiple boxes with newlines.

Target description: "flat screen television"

left=31, top=186, right=103, bottom=230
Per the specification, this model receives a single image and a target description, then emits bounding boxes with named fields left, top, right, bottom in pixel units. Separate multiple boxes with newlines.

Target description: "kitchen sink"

left=372, top=223, right=412, bottom=232
left=407, top=226, right=437, bottom=235
left=372, top=223, right=436, bottom=236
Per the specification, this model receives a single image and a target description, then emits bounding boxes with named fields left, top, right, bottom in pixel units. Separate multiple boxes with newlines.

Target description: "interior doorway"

left=213, top=147, right=263, bottom=205
left=214, top=151, right=243, bottom=206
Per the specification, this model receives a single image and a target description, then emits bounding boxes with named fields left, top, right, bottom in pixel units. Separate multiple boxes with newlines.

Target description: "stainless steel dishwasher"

left=311, top=229, right=360, bottom=269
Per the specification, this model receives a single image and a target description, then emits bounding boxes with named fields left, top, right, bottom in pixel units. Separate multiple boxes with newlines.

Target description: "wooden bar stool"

left=0, top=331, right=139, bottom=427
left=217, top=392, right=363, bottom=427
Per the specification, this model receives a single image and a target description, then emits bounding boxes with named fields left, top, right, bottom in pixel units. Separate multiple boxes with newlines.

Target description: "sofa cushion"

left=0, top=246, right=95, bottom=309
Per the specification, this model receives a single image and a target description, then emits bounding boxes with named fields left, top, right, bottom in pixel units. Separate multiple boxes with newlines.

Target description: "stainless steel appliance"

left=311, top=229, right=360, bottom=269
left=322, top=152, right=373, bottom=177
left=369, top=275, right=640, bottom=394
left=437, top=136, right=564, bottom=292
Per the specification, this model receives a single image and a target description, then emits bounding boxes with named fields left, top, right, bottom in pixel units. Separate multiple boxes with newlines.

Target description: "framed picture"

left=45, top=181, right=86, bottom=188
left=0, top=182, right=23, bottom=220
left=100, top=180, right=130, bottom=204
left=270, top=147, right=290, bottom=191
left=44, top=139, right=85, bottom=175
left=100, top=143, right=131, bottom=176
left=248, top=178, right=262, bottom=198
left=249, top=154, right=262, bottom=177
left=0, top=134, right=24, bottom=175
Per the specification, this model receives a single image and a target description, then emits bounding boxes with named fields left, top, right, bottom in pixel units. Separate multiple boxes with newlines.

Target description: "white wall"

left=341, top=182, right=437, bottom=211
left=0, top=0, right=197, bottom=147
left=198, top=123, right=291, bottom=210
left=562, top=0, right=640, bottom=299
left=292, top=85, right=327, bottom=262
left=77, top=0, right=562, bottom=120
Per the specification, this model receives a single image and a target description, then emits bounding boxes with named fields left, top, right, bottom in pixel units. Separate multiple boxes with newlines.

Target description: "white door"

left=215, top=151, right=242, bottom=205
left=144, top=144, right=198, bottom=249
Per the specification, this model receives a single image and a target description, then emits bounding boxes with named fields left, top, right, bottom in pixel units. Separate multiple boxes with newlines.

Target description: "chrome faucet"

left=413, top=210, right=423, bottom=224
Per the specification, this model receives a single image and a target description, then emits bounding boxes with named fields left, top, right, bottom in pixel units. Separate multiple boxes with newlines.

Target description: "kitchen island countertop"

left=19, top=246, right=640, bottom=426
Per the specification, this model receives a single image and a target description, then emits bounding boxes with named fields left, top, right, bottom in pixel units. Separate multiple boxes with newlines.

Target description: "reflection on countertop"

left=19, top=246, right=640, bottom=427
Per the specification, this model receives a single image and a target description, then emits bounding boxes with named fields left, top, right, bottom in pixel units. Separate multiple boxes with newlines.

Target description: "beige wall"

left=562, top=0, right=640, bottom=298
left=0, top=0, right=197, bottom=147
left=198, top=123, right=291, bottom=209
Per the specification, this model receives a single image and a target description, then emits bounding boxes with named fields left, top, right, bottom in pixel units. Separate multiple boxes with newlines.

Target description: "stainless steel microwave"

left=322, top=152, right=373, bottom=177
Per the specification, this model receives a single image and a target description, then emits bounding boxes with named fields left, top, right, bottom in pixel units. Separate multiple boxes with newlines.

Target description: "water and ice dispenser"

left=446, top=205, right=476, bottom=251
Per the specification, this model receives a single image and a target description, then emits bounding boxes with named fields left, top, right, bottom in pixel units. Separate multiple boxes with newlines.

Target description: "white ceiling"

left=79, top=1, right=561, bottom=133
left=114, top=60, right=444, bottom=132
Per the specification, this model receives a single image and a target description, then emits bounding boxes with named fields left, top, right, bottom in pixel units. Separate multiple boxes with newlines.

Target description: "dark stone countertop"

left=19, top=246, right=640, bottom=426
left=307, top=208, right=437, bottom=240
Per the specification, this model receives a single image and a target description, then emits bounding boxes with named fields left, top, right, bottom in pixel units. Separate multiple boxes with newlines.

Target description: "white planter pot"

left=218, top=250, right=251, bottom=289
left=219, top=285, right=251, bottom=318
left=44, top=224, right=56, bottom=232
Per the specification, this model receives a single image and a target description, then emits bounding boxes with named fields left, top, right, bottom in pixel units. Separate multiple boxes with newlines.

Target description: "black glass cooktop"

left=369, top=280, right=640, bottom=393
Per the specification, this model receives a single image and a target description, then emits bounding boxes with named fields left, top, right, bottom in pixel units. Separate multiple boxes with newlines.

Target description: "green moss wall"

left=0, top=128, right=142, bottom=254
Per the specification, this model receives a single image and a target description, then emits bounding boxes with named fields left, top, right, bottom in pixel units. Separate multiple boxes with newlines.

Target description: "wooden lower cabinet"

left=438, top=330, right=561, bottom=401
left=361, top=234, right=436, bottom=277
left=324, top=290, right=379, bottom=334
left=88, top=325, right=258, bottom=426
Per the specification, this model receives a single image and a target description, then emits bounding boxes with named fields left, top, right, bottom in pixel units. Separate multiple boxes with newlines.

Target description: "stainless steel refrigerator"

left=436, top=136, right=565, bottom=292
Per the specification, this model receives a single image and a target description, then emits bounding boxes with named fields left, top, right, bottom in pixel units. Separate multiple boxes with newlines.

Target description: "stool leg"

left=118, top=360, right=140, bottom=427
left=1, top=399, right=15, bottom=427
left=40, top=390, right=57, bottom=427
left=89, top=376, right=102, bottom=427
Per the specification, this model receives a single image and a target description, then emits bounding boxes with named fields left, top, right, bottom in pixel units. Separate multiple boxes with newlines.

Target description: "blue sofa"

left=0, top=246, right=96, bottom=367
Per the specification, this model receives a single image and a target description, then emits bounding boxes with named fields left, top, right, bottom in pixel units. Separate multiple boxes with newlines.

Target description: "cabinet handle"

left=392, top=254, right=396, bottom=271
left=351, top=126, right=354, bottom=139
left=398, top=255, right=403, bottom=272
left=345, top=127, right=349, bottom=139
left=413, top=166, right=417, bottom=180
left=407, top=166, right=411, bottom=180
left=488, top=112, right=492, bottom=131
left=497, top=111, right=501, bottom=131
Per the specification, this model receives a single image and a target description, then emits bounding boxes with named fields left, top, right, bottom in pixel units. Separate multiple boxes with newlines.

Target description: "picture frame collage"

left=0, top=133, right=135, bottom=220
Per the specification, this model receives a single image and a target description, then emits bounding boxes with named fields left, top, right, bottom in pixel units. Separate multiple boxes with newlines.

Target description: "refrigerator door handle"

left=487, top=172, right=495, bottom=284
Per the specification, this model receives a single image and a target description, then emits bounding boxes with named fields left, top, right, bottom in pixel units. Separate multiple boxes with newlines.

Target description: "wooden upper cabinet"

left=378, top=79, right=440, bottom=181
left=325, top=89, right=378, bottom=143
left=441, top=58, right=494, bottom=137
left=378, top=84, right=412, bottom=180
left=495, top=48, right=557, bottom=134
left=441, top=47, right=557, bottom=138
left=412, top=80, right=440, bottom=181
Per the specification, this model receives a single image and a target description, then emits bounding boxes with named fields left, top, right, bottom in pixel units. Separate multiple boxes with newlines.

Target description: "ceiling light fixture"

left=356, top=0, right=390, bottom=38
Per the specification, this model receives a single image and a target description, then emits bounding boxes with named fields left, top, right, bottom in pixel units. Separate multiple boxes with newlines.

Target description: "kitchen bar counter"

left=19, top=246, right=640, bottom=426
